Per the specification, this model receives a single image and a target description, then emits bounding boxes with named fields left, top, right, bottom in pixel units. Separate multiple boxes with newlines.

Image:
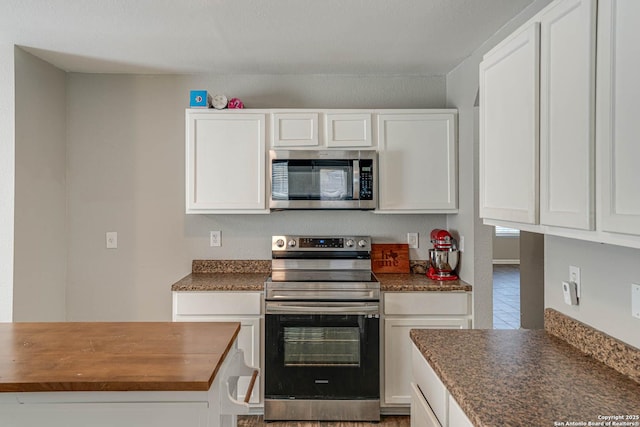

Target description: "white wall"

left=65, top=73, right=448, bottom=321
left=545, top=236, right=640, bottom=348
left=445, top=0, right=553, bottom=328
left=0, top=44, right=15, bottom=322
left=493, top=235, right=520, bottom=263
left=13, top=48, right=67, bottom=321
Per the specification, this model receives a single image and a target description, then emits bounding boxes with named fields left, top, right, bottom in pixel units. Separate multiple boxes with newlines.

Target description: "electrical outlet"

left=569, top=266, right=581, bottom=298
left=106, top=232, right=117, bottom=249
left=459, top=235, right=465, bottom=252
left=632, top=284, right=640, bottom=319
left=210, top=230, right=221, bottom=247
left=407, top=232, right=419, bottom=249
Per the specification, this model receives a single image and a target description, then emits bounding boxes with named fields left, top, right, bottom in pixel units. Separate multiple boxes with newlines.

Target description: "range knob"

left=288, top=239, right=297, bottom=247
left=358, top=239, right=368, bottom=248
left=345, top=239, right=355, bottom=248
left=275, top=239, right=285, bottom=248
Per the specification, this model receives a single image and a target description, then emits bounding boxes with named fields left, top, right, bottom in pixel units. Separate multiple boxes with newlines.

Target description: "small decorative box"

left=189, top=90, right=211, bottom=108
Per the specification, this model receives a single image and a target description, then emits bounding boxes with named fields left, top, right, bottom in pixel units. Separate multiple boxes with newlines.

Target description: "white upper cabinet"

left=377, top=111, right=458, bottom=213
left=597, top=0, right=640, bottom=235
left=271, top=111, right=373, bottom=148
left=325, top=112, right=373, bottom=147
left=539, top=0, right=596, bottom=230
left=271, top=112, right=319, bottom=147
left=480, top=0, right=596, bottom=229
left=479, top=23, right=540, bottom=224
left=185, top=110, right=268, bottom=214
left=185, top=108, right=458, bottom=215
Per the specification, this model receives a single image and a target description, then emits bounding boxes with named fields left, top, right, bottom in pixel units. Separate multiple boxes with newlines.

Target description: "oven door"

left=264, top=301, right=380, bottom=400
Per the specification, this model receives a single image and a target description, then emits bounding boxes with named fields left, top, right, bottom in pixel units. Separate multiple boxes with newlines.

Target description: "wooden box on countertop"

left=371, top=244, right=410, bottom=273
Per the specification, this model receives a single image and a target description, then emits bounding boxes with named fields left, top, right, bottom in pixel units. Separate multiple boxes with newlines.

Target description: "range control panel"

left=272, top=235, right=371, bottom=251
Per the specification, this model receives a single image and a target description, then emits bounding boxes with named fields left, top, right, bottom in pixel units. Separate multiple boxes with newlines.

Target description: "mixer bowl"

left=428, top=249, right=459, bottom=275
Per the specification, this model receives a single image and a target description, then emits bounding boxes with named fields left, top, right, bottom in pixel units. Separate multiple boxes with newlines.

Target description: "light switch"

left=106, top=232, right=117, bottom=249
left=210, top=230, right=221, bottom=247
left=407, top=233, right=418, bottom=249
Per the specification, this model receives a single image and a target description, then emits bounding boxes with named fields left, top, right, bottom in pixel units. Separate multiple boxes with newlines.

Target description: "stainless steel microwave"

left=269, top=150, right=377, bottom=210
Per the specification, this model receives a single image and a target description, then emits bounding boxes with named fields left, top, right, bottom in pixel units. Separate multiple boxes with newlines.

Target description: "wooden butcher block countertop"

left=0, top=321, right=240, bottom=393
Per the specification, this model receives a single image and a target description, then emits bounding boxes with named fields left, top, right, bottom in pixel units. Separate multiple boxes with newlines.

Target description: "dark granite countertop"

left=376, top=273, right=471, bottom=292
left=172, top=260, right=472, bottom=292
left=410, top=327, right=640, bottom=427
left=171, top=273, right=267, bottom=291
left=172, top=272, right=471, bottom=292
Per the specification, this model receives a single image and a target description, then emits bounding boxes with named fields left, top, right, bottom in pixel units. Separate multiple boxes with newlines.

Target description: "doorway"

left=492, top=229, right=545, bottom=330
left=493, top=264, right=521, bottom=329
left=492, top=227, right=521, bottom=329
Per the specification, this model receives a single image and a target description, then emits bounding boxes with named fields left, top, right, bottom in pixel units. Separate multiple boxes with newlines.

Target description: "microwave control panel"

left=359, top=159, right=374, bottom=200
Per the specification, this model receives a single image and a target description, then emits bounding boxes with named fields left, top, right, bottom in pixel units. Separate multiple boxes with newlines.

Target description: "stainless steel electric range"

left=263, top=235, right=380, bottom=422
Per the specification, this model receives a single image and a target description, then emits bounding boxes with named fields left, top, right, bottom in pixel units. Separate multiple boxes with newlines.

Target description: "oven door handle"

left=265, top=302, right=379, bottom=315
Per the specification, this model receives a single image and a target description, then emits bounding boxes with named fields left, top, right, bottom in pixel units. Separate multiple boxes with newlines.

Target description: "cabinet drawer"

left=410, top=382, right=442, bottom=427
left=412, top=345, right=448, bottom=426
left=173, top=292, right=261, bottom=316
left=384, top=292, right=469, bottom=315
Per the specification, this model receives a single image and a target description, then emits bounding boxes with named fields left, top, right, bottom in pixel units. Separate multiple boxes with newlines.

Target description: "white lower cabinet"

left=411, top=344, right=473, bottom=427
left=383, top=293, right=471, bottom=409
left=172, top=292, right=263, bottom=406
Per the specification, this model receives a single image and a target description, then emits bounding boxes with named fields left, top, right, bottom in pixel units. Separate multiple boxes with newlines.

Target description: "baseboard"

left=493, top=259, right=520, bottom=265
left=380, top=406, right=410, bottom=416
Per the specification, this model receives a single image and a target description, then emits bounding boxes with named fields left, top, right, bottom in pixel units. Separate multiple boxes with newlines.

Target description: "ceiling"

left=0, top=0, right=534, bottom=75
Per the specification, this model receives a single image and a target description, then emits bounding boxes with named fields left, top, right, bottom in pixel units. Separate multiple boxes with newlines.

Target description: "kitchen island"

left=0, top=321, right=254, bottom=427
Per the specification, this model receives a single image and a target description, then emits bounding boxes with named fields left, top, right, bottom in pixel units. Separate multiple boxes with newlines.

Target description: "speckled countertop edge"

left=544, top=308, right=640, bottom=383
left=410, top=326, right=640, bottom=427
left=172, top=260, right=471, bottom=292
left=192, top=260, right=271, bottom=273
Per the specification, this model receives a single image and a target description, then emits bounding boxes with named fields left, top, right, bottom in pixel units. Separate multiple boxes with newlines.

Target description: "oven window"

left=283, top=326, right=360, bottom=367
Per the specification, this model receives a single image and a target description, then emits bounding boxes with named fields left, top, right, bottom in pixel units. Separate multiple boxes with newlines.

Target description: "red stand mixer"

left=427, top=229, right=459, bottom=281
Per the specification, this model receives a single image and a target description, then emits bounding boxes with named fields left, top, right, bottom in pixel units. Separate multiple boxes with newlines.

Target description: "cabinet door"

left=384, top=317, right=469, bottom=406
left=412, top=344, right=448, bottom=426
left=539, top=0, right=596, bottom=230
left=185, top=112, right=267, bottom=213
left=479, top=24, right=540, bottom=224
left=377, top=113, right=457, bottom=212
left=272, top=112, right=319, bottom=147
left=597, top=0, right=640, bottom=235
left=448, top=394, right=474, bottom=427
left=410, top=382, right=442, bottom=427
left=325, top=113, right=373, bottom=147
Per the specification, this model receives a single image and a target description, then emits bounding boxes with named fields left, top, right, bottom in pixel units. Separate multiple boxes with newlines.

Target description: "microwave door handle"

left=353, top=160, right=360, bottom=200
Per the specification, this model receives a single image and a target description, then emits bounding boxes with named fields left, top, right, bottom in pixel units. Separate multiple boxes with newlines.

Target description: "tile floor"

left=493, top=264, right=521, bottom=329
